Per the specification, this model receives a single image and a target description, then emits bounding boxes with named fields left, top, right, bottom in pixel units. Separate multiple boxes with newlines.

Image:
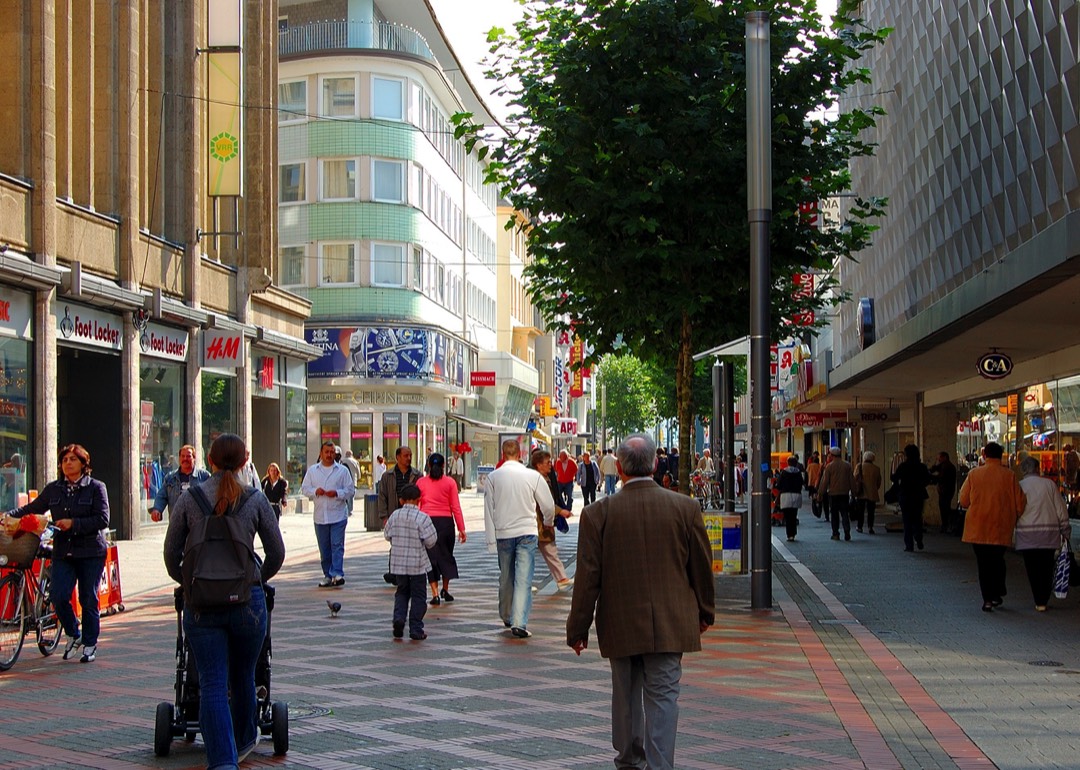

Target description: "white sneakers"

left=62, top=635, right=83, bottom=660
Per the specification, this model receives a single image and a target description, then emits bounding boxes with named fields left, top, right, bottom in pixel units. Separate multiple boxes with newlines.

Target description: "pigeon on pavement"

left=327, top=600, right=342, bottom=618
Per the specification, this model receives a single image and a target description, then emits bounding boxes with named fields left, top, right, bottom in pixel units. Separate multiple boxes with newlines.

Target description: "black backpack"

left=181, top=485, right=259, bottom=611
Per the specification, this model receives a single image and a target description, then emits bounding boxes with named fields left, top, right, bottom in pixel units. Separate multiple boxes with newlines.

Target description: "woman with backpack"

left=163, top=434, right=285, bottom=769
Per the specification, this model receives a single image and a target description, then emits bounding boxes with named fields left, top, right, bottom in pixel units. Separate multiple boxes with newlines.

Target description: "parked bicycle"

left=0, top=525, right=61, bottom=671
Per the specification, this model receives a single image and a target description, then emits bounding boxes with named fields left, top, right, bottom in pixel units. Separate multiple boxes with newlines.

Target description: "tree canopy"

left=461, top=0, right=889, bottom=476
left=595, top=353, right=658, bottom=443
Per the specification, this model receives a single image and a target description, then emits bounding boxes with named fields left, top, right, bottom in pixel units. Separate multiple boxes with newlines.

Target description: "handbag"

left=883, top=482, right=899, bottom=505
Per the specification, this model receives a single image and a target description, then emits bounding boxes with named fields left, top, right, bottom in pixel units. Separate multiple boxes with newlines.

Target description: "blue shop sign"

left=306, top=326, right=465, bottom=387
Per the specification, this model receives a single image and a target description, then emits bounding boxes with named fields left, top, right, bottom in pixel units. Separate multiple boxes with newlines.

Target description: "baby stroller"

left=154, top=584, right=288, bottom=757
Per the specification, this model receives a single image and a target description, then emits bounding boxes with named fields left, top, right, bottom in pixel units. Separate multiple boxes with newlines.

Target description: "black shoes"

left=429, top=596, right=441, bottom=606
left=440, top=589, right=455, bottom=602
left=409, top=631, right=427, bottom=641
left=393, top=621, right=404, bottom=639
left=511, top=627, right=532, bottom=638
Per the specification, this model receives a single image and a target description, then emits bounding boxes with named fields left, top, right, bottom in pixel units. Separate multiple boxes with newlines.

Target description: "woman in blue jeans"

left=164, top=434, right=285, bottom=769
left=2, top=443, right=109, bottom=663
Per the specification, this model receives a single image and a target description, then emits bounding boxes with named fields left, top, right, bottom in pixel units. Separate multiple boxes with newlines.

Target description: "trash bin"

left=364, top=493, right=381, bottom=532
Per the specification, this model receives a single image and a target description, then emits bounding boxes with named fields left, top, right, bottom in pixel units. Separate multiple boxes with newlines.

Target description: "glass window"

left=280, top=246, right=304, bottom=286
left=383, top=412, right=402, bottom=459
left=280, top=163, right=305, bottom=203
left=372, top=243, right=403, bottom=286
left=0, top=338, right=31, bottom=510
left=412, top=247, right=422, bottom=289
left=202, top=373, right=236, bottom=457
left=319, top=413, right=341, bottom=448
left=321, top=159, right=356, bottom=200
left=321, top=76, right=356, bottom=118
left=351, top=413, right=373, bottom=489
left=284, top=386, right=307, bottom=490
left=408, top=413, right=419, bottom=457
left=139, top=362, right=186, bottom=522
left=372, top=76, right=403, bottom=120
left=320, top=243, right=356, bottom=285
left=372, top=159, right=404, bottom=203
left=278, top=80, right=306, bottom=123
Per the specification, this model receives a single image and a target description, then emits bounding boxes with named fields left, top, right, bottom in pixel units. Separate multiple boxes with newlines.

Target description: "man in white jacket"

left=484, top=439, right=556, bottom=638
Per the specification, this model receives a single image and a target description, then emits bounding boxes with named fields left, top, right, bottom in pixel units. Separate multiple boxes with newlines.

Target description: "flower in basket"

left=1, top=513, right=48, bottom=536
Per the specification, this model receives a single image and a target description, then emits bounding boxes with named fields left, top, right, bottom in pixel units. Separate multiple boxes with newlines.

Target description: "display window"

left=139, top=362, right=186, bottom=521
left=351, top=412, right=373, bottom=488
left=202, top=372, right=236, bottom=454
left=284, top=386, right=307, bottom=489
left=0, top=338, right=31, bottom=510
left=383, top=412, right=402, bottom=459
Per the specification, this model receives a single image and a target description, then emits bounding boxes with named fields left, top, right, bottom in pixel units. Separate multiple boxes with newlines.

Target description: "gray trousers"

left=609, top=652, right=683, bottom=770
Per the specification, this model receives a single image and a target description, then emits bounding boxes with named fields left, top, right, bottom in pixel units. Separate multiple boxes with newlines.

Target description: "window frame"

left=319, top=158, right=359, bottom=201
left=318, top=74, right=359, bottom=119
left=371, top=75, right=406, bottom=121
left=279, top=244, right=306, bottom=287
left=371, top=241, right=405, bottom=287
left=371, top=158, right=406, bottom=204
left=279, top=162, right=306, bottom=205
left=317, top=241, right=359, bottom=287
left=277, top=78, right=307, bottom=124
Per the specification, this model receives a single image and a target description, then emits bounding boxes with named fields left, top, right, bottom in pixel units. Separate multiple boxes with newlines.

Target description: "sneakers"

left=237, top=734, right=260, bottom=764
left=63, top=635, right=83, bottom=660
left=510, top=627, right=532, bottom=638
left=393, top=621, right=405, bottom=638
left=80, top=644, right=96, bottom=663
left=318, top=576, right=345, bottom=588
left=557, top=579, right=574, bottom=591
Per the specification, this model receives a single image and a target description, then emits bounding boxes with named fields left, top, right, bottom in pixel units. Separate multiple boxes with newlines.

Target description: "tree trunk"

left=676, top=310, right=695, bottom=496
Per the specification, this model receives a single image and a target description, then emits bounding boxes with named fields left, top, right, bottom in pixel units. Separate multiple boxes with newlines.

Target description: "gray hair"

left=1019, top=456, right=1040, bottom=476
left=617, top=433, right=657, bottom=477
left=863, top=451, right=875, bottom=462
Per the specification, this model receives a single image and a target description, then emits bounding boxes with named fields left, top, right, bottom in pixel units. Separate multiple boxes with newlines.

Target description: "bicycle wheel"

left=0, top=572, right=27, bottom=671
left=35, top=568, right=62, bottom=656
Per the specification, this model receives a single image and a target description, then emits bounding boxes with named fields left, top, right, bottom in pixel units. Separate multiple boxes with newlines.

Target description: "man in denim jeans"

left=483, top=439, right=557, bottom=638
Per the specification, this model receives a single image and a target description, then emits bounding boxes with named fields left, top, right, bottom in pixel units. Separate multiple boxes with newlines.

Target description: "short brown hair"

left=58, top=444, right=91, bottom=476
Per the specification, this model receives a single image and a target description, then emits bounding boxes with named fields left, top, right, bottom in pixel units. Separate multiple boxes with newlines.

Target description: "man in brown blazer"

left=567, top=433, right=715, bottom=770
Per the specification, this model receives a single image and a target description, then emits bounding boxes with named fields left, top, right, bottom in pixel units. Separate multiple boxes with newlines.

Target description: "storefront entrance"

left=57, top=347, right=123, bottom=536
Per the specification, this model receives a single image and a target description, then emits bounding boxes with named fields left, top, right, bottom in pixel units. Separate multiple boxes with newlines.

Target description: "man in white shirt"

left=483, top=439, right=556, bottom=638
left=450, top=452, right=465, bottom=491
left=301, top=441, right=355, bottom=587
left=599, top=449, right=619, bottom=495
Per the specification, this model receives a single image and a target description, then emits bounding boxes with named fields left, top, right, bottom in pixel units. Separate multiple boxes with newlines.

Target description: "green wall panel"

left=307, top=203, right=420, bottom=242
left=295, top=286, right=461, bottom=330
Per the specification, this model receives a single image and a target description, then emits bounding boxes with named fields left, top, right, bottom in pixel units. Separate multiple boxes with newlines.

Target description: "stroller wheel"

left=271, top=701, right=289, bottom=755
left=154, top=702, right=174, bottom=757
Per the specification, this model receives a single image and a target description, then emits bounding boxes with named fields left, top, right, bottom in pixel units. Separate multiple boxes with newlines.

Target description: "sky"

left=428, top=0, right=841, bottom=122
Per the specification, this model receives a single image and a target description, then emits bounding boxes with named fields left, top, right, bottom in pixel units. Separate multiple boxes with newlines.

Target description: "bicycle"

left=0, top=525, right=61, bottom=671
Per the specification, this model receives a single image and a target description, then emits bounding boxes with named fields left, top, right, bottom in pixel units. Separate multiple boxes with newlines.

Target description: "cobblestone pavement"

left=0, top=492, right=1066, bottom=768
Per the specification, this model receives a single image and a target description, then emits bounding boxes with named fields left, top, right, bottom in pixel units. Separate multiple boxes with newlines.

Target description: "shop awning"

left=446, top=412, right=525, bottom=435
left=530, top=427, right=552, bottom=445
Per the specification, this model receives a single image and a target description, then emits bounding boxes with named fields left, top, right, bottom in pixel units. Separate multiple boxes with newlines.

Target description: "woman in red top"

left=417, top=453, right=466, bottom=605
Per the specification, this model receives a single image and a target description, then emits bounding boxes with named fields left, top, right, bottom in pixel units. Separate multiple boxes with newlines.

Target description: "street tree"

left=459, top=0, right=889, bottom=485
left=595, top=353, right=657, bottom=446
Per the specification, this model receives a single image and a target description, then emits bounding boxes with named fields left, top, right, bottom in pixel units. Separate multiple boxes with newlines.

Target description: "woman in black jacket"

left=891, top=444, right=933, bottom=552
left=1, top=444, right=109, bottom=663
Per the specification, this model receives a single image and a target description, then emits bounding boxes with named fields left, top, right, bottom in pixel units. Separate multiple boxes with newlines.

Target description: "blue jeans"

left=496, top=535, right=537, bottom=630
left=605, top=475, right=617, bottom=495
left=394, top=574, right=428, bottom=636
left=50, top=555, right=106, bottom=645
left=558, top=481, right=575, bottom=507
left=184, top=585, right=267, bottom=770
left=314, top=519, right=347, bottom=578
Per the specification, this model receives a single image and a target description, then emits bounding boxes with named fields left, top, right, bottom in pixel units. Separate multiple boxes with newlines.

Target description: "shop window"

left=139, top=362, right=186, bottom=522
left=408, top=412, right=419, bottom=458
left=383, top=412, right=402, bottom=460
left=201, top=372, right=236, bottom=455
left=284, top=386, right=307, bottom=490
left=351, top=412, right=373, bottom=489
left=319, top=413, right=342, bottom=448
left=0, top=338, right=31, bottom=510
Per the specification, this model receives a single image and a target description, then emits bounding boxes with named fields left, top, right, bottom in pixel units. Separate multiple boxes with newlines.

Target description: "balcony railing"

left=279, top=21, right=437, bottom=63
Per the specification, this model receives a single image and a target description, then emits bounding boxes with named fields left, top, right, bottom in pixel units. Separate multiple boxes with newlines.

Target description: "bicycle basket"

left=0, top=530, right=41, bottom=568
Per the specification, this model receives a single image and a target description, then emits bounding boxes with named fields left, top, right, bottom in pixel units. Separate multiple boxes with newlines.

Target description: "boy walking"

left=384, top=484, right=438, bottom=640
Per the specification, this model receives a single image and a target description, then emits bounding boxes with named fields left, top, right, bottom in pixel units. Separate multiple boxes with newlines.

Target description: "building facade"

left=279, top=0, right=539, bottom=487
left=784, top=1, right=1078, bottom=513
left=0, top=1, right=318, bottom=538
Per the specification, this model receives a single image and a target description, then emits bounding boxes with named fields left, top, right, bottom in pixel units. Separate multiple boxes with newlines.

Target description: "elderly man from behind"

left=567, top=433, right=715, bottom=770
left=150, top=444, right=210, bottom=522
left=817, top=446, right=856, bottom=541
left=959, top=441, right=1026, bottom=612
left=484, top=439, right=557, bottom=638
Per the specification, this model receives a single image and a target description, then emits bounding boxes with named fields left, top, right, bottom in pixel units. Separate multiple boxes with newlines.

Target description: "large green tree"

left=462, top=0, right=888, bottom=481
left=595, top=353, right=657, bottom=445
